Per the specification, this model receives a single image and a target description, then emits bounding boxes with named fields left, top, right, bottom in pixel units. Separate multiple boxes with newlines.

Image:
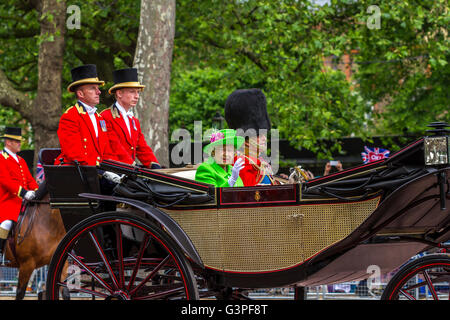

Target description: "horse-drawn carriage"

left=40, top=123, right=450, bottom=300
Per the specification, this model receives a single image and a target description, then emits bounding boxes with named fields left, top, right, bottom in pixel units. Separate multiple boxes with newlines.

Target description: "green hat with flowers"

left=203, top=129, right=244, bottom=155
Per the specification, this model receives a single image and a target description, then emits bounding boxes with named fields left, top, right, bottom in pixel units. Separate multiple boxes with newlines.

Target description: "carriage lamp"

left=424, top=122, right=450, bottom=166
left=212, top=110, right=225, bottom=130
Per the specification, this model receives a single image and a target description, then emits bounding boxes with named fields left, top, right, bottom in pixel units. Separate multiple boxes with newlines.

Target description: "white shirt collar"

left=78, top=101, right=98, bottom=137
left=4, top=147, right=19, bottom=162
left=115, top=102, right=133, bottom=117
left=78, top=100, right=97, bottom=115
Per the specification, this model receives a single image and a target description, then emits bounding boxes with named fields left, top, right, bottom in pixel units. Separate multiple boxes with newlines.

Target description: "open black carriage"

left=42, top=123, right=450, bottom=300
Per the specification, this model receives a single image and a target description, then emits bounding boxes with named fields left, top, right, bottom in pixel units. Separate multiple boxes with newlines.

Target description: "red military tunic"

left=236, top=155, right=275, bottom=186
left=55, top=102, right=117, bottom=166
left=100, top=104, right=159, bottom=168
left=0, top=150, right=38, bottom=222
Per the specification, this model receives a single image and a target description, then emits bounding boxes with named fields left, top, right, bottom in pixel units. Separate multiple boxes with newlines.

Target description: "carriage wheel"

left=46, top=211, right=199, bottom=300
left=381, top=254, right=450, bottom=300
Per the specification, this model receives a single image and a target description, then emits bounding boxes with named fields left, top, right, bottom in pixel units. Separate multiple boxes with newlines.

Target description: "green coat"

left=195, top=161, right=244, bottom=187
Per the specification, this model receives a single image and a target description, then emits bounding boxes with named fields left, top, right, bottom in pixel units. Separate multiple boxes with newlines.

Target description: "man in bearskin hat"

left=55, top=64, right=121, bottom=183
left=224, top=88, right=275, bottom=186
left=0, top=127, right=38, bottom=263
left=100, top=68, right=160, bottom=169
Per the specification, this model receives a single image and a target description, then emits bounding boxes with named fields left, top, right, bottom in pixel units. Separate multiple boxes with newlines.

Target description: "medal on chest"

left=99, top=120, right=107, bottom=132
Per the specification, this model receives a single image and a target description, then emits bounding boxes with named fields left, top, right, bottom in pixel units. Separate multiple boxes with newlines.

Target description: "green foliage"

left=344, top=0, right=450, bottom=135
left=0, top=0, right=448, bottom=157
left=173, top=0, right=449, bottom=157
left=174, top=0, right=372, bottom=157
left=169, top=65, right=259, bottom=138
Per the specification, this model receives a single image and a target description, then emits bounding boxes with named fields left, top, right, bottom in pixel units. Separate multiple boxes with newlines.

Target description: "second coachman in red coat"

left=100, top=68, right=160, bottom=169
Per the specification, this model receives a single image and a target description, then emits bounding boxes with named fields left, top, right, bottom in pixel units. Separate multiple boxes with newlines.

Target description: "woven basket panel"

left=218, top=206, right=304, bottom=272
left=163, top=196, right=380, bottom=272
left=300, top=197, right=380, bottom=261
left=163, top=209, right=222, bottom=268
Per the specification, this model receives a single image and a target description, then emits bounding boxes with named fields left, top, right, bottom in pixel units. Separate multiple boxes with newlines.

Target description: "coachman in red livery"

left=0, top=127, right=38, bottom=262
left=55, top=64, right=117, bottom=167
left=100, top=68, right=161, bottom=169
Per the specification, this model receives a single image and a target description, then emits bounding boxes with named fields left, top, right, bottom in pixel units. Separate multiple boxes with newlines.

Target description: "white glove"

left=24, top=191, right=36, bottom=200
left=228, top=158, right=245, bottom=187
left=103, top=171, right=123, bottom=184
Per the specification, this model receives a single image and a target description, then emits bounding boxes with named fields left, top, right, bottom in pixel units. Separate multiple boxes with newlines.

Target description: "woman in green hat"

left=195, top=129, right=245, bottom=187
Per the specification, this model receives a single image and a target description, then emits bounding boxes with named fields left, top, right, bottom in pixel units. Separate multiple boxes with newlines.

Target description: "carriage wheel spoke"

left=133, top=285, right=185, bottom=300
left=88, top=230, right=120, bottom=291
left=127, top=233, right=151, bottom=292
left=422, top=270, right=439, bottom=300
left=115, top=224, right=125, bottom=289
left=67, top=252, right=114, bottom=294
left=399, top=289, right=416, bottom=300
left=129, top=255, right=171, bottom=297
left=57, top=282, right=109, bottom=298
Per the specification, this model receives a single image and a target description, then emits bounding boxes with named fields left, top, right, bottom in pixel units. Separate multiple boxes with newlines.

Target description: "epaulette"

left=1, top=150, right=9, bottom=159
left=74, top=103, right=86, bottom=115
left=111, top=104, right=121, bottom=119
left=63, top=105, right=76, bottom=114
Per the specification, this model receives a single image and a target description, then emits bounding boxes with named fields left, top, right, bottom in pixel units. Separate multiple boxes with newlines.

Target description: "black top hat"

left=108, top=68, right=145, bottom=94
left=67, top=64, right=105, bottom=92
left=224, top=88, right=271, bottom=135
left=1, top=127, right=23, bottom=141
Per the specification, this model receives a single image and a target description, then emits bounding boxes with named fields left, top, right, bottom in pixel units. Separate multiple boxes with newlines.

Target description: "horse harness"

left=7, top=199, right=50, bottom=262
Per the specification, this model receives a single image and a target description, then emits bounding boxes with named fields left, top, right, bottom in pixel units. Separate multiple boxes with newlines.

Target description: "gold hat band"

left=108, top=82, right=145, bottom=94
left=67, top=77, right=105, bottom=92
left=1, top=134, right=22, bottom=141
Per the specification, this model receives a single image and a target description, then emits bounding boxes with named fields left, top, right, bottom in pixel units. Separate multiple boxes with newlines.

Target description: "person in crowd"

left=323, top=160, right=344, bottom=176
left=195, top=129, right=245, bottom=187
left=0, top=127, right=38, bottom=264
left=101, top=67, right=161, bottom=169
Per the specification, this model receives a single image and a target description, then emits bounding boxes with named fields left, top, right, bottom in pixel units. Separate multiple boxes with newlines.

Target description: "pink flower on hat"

left=210, top=131, right=224, bottom=143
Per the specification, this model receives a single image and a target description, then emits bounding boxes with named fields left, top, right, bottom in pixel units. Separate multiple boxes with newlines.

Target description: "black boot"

left=0, top=238, right=10, bottom=265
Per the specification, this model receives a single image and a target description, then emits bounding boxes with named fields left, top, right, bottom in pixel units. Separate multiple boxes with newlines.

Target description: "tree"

left=173, top=0, right=449, bottom=157
left=174, top=0, right=371, bottom=157
left=343, top=0, right=449, bottom=136
left=0, top=0, right=65, bottom=159
left=133, top=0, right=176, bottom=167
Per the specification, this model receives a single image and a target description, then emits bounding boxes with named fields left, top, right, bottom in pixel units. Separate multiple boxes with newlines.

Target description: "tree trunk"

left=133, top=0, right=176, bottom=167
left=0, top=0, right=65, bottom=165
left=31, top=0, right=66, bottom=158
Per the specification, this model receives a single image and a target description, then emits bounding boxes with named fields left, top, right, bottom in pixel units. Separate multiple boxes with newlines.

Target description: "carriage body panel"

left=43, top=133, right=450, bottom=290
left=162, top=191, right=381, bottom=273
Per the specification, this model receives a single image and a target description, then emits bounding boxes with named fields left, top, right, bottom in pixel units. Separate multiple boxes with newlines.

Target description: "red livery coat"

left=0, top=150, right=38, bottom=222
left=55, top=103, right=117, bottom=166
left=100, top=104, right=159, bottom=168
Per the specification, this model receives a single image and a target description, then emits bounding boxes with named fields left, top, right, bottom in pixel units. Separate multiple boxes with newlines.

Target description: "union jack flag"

left=361, top=146, right=390, bottom=164
left=36, top=160, right=45, bottom=184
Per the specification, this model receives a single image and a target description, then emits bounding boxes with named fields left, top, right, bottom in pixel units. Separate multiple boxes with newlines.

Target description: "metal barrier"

left=0, top=266, right=47, bottom=298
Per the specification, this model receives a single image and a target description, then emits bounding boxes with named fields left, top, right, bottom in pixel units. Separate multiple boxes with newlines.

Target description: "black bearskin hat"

left=224, top=88, right=271, bottom=134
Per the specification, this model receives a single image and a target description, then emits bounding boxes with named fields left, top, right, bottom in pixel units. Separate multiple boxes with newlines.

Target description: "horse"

left=3, top=192, right=68, bottom=300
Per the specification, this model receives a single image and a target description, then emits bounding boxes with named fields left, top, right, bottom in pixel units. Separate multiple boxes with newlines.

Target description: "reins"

left=15, top=199, right=49, bottom=245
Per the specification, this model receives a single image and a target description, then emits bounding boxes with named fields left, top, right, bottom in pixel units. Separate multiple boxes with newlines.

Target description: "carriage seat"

left=114, top=175, right=214, bottom=207
left=43, top=165, right=101, bottom=209
left=38, top=148, right=61, bottom=165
